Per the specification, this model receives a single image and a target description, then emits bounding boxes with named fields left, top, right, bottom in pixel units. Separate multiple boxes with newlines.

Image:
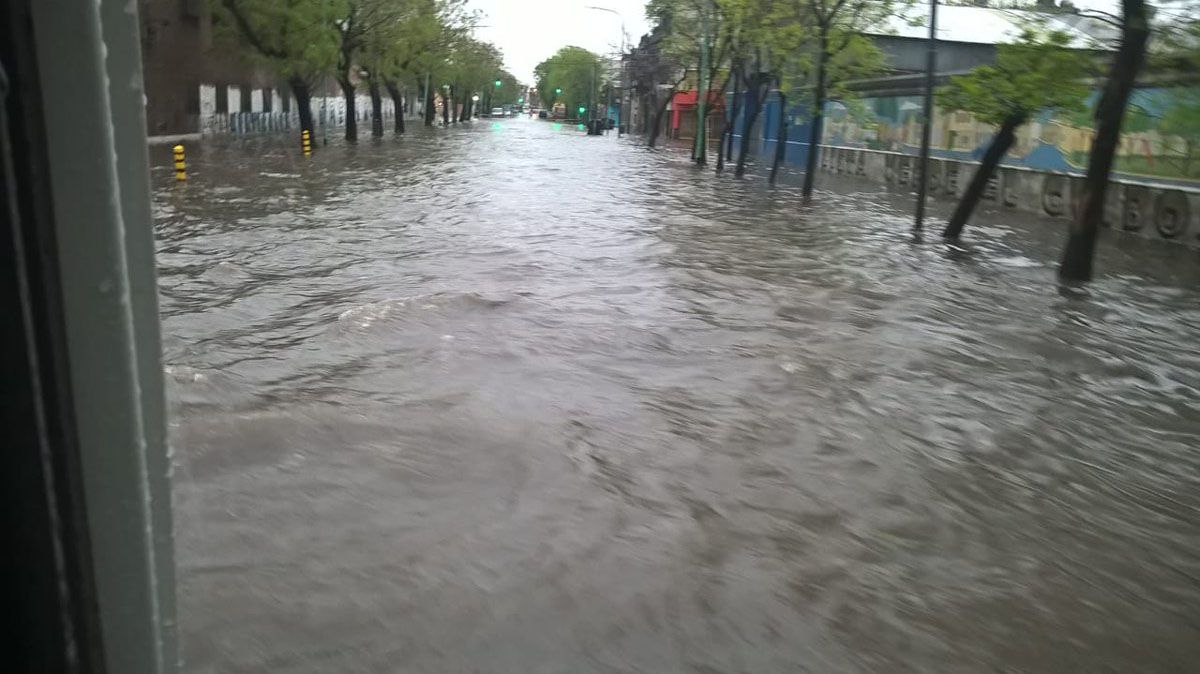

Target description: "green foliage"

left=824, top=31, right=884, bottom=96
left=215, top=0, right=512, bottom=98
left=789, top=0, right=899, bottom=76
left=534, top=46, right=606, bottom=116
left=359, top=0, right=437, bottom=84
left=212, top=0, right=344, bottom=80
left=645, top=0, right=696, bottom=65
left=442, top=37, right=518, bottom=106
left=1162, top=88, right=1200, bottom=139
left=939, top=28, right=1092, bottom=126
left=1160, top=87, right=1200, bottom=174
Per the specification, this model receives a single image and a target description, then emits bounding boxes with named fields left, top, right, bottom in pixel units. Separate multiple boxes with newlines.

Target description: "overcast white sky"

left=466, top=0, right=652, bottom=83
left=466, top=0, right=1171, bottom=83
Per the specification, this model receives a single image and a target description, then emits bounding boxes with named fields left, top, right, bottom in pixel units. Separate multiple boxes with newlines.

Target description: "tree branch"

left=219, top=0, right=287, bottom=60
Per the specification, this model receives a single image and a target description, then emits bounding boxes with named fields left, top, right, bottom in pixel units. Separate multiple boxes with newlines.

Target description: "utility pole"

left=620, top=24, right=627, bottom=137
left=694, top=0, right=711, bottom=164
left=587, top=6, right=627, bottom=137
left=590, top=62, right=597, bottom=128
left=913, top=0, right=939, bottom=232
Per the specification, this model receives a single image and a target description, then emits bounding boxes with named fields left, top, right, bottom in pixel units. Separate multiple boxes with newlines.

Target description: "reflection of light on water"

left=490, top=123, right=502, bottom=131
left=577, top=124, right=585, bottom=131
left=552, top=123, right=563, bottom=131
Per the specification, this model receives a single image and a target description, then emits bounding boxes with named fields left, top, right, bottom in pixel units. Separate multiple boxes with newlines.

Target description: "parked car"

left=490, top=107, right=504, bottom=118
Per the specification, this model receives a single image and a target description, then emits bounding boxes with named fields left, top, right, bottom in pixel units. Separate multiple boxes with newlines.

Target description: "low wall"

left=197, top=86, right=400, bottom=137
left=818, top=145, right=1200, bottom=245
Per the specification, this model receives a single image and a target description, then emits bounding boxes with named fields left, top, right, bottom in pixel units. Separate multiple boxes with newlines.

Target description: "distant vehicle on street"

left=490, top=107, right=504, bottom=118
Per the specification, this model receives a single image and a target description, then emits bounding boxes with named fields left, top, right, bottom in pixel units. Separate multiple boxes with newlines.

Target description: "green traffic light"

left=494, top=80, right=502, bottom=88
left=518, top=98, right=524, bottom=104
left=555, top=88, right=562, bottom=94
left=578, top=107, right=585, bottom=114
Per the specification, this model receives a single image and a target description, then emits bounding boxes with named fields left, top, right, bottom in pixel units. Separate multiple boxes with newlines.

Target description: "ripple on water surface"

left=154, top=122, right=1200, bottom=673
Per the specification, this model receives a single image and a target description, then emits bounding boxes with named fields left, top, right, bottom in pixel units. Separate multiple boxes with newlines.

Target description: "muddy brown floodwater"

left=153, top=119, right=1200, bottom=673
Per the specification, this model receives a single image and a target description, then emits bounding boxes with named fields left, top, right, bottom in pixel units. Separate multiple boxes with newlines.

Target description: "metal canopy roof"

left=872, top=6, right=1117, bottom=48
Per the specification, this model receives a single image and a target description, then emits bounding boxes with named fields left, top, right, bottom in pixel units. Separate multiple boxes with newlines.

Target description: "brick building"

left=138, top=0, right=279, bottom=135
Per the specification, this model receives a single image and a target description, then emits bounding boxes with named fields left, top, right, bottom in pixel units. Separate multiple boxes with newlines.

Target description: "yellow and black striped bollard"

left=173, top=144, right=187, bottom=181
left=301, top=130, right=312, bottom=157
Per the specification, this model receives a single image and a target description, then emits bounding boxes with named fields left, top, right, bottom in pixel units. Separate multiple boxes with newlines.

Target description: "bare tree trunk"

left=717, top=68, right=741, bottom=172
left=735, top=76, right=766, bottom=177
left=368, top=78, right=384, bottom=137
left=801, top=37, right=829, bottom=204
left=1059, top=0, right=1151, bottom=281
left=442, top=89, right=450, bottom=126
left=769, top=85, right=788, bottom=185
left=337, top=75, right=358, bottom=142
left=423, top=80, right=435, bottom=127
left=697, top=52, right=722, bottom=167
left=385, top=80, right=405, bottom=134
left=647, top=91, right=673, bottom=148
left=943, top=114, right=1023, bottom=240
left=647, top=76, right=687, bottom=148
left=458, top=86, right=470, bottom=122
left=289, top=76, right=314, bottom=136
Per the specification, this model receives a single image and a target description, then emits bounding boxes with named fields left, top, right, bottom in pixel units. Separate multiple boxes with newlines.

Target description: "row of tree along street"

left=215, top=0, right=522, bottom=141
left=628, top=0, right=1199, bottom=281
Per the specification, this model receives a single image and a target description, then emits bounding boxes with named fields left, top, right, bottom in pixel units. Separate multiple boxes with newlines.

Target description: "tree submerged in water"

left=214, top=0, right=509, bottom=141
left=937, top=27, right=1092, bottom=241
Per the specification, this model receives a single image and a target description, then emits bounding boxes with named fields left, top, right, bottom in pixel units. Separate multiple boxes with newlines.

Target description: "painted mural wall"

left=822, top=85, right=1200, bottom=186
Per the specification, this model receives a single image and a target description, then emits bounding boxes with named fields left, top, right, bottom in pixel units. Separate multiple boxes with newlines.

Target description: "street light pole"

left=587, top=5, right=627, bottom=137
left=590, top=63, right=596, bottom=128
left=914, top=0, right=939, bottom=233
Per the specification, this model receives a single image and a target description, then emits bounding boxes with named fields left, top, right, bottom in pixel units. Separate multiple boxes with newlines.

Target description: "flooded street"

left=155, top=119, right=1200, bottom=672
